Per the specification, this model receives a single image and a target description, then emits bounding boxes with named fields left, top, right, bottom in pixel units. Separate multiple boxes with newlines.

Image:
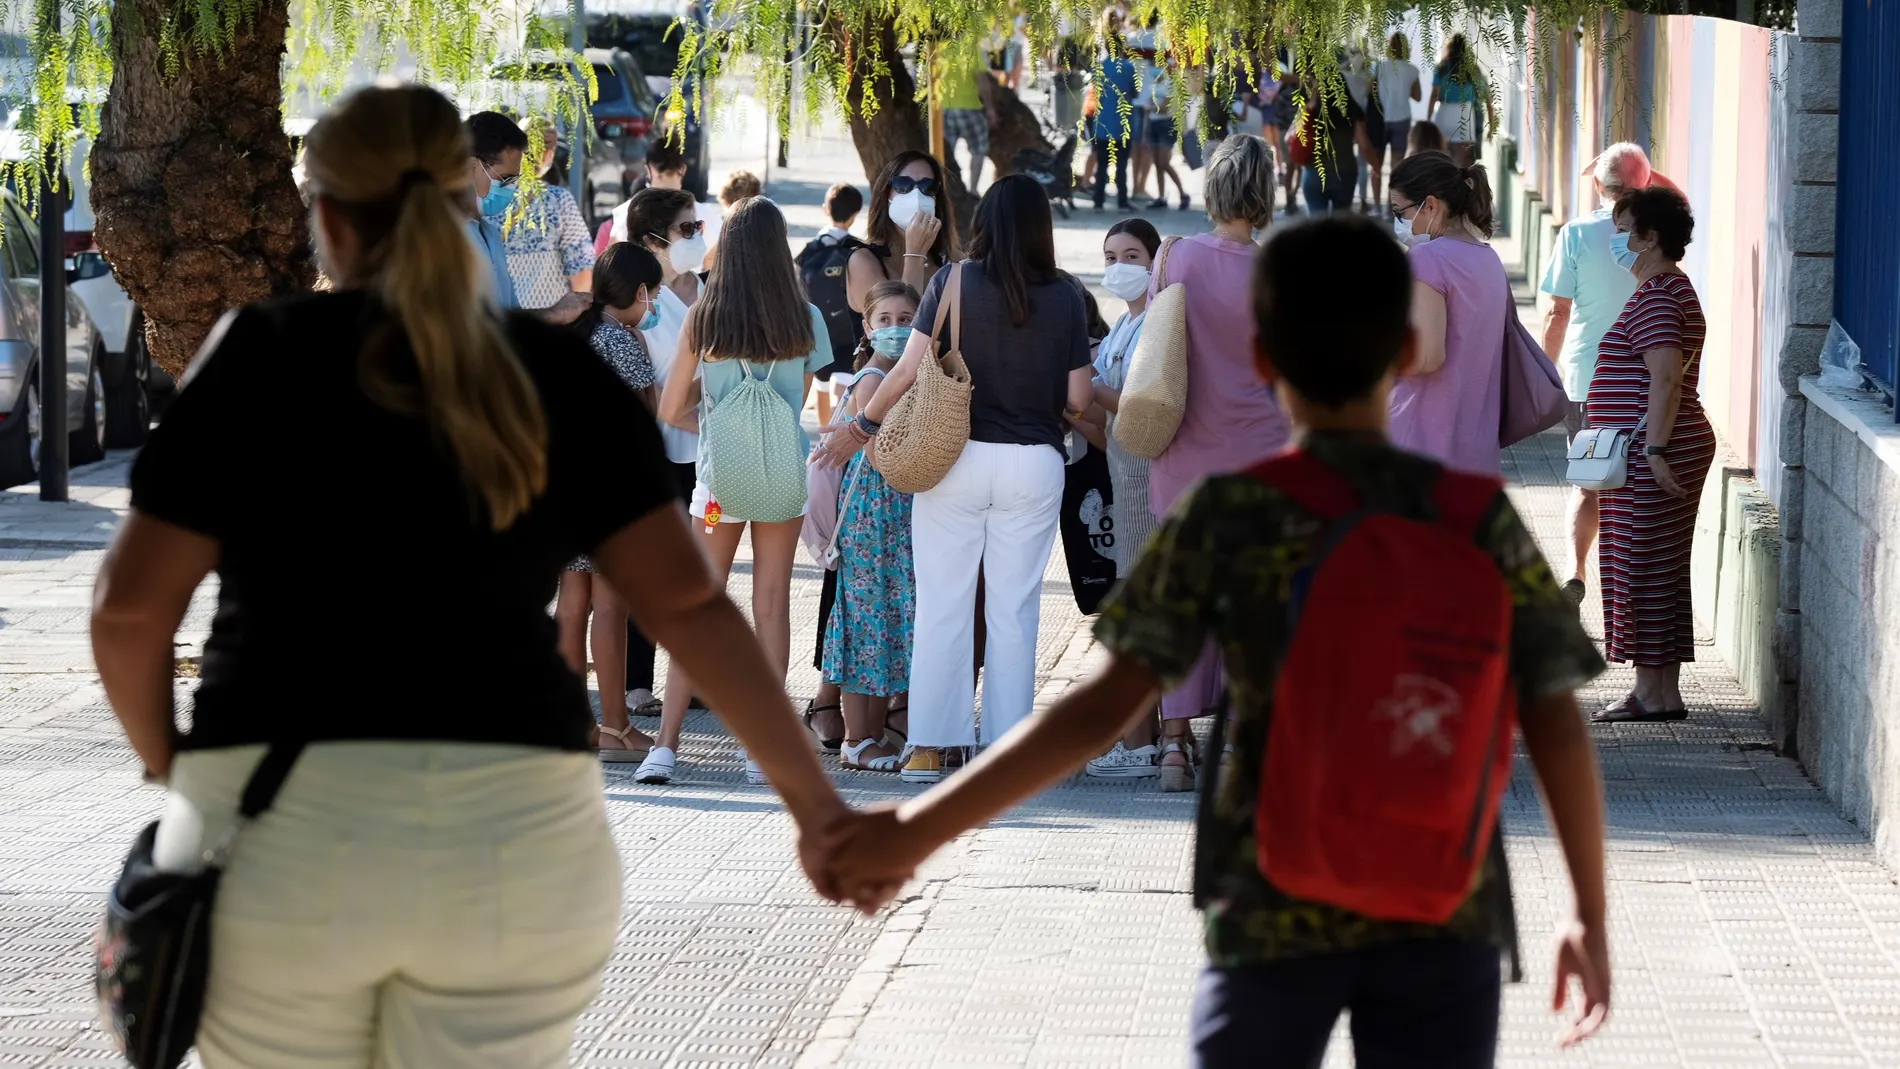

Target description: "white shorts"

left=689, top=480, right=809, bottom=524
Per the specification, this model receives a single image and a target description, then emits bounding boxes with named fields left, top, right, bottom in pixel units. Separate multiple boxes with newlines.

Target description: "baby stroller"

left=1012, top=128, right=1079, bottom=219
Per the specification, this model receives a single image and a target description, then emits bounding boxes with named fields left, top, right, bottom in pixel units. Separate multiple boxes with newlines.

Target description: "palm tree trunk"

left=90, top=0, right=315, bottom=377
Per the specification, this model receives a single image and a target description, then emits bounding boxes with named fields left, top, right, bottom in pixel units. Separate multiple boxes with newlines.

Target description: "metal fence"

left=1835, top=0, right=1900, bottom=407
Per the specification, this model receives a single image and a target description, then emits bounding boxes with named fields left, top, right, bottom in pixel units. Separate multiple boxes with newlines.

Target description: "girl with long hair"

left=555, top=242, right=667, bottom=762
left=93, top=83, right=849, bottom=1062
left=1429, top=33, right=1494, bottom=167
left=646, top=197, right=836, bottom=785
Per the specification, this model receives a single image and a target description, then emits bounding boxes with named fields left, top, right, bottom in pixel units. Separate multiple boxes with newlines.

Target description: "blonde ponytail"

left=303, top=85, right=547, bottom=530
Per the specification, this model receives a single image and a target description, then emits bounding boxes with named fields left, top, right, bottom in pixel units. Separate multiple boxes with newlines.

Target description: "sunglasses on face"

left=889, top=175, right=940, bottom=197
left=650, top=220, right=704, bottom=242
left=482, top=162, right=520, bottom=189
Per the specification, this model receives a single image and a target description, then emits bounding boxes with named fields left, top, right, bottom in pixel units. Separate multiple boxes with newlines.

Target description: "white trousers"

left=908, top=440, right=1065, bottom=748
left=155, top=742, right=621, bottom=1069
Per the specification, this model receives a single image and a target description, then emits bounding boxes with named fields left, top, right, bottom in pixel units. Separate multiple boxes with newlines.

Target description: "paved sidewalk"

left=4, top=108, right=1900, bottom=1065
left=6, top=434, right=1900, bottom=1068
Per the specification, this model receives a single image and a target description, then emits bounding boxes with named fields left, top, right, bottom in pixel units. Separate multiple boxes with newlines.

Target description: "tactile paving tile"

left=5, top=286, right=1900, bottom=1068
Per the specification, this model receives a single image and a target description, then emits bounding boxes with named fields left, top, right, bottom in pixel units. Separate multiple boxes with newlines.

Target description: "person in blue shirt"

left=464, top=112, right=589, bottom=324
left=1090, top=9, right=1139, bottom=213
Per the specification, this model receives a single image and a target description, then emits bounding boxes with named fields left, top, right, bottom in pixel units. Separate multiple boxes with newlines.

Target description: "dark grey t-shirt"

left=914, top=261, right=1091, bottom=452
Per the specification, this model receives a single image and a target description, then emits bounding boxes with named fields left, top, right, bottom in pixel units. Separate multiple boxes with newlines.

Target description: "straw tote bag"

left=873, top=263, right=973, bottom=493
left=1113, top=237, right=1188, bottom=459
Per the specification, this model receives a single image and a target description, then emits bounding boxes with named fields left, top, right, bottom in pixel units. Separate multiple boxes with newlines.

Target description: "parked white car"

left=0, top=109, right=159, bottom=471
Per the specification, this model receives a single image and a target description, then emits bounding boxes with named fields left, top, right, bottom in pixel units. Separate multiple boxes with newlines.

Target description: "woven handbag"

left=873, top=263, right=972, bottom=493
left=1113, top=238, right=1188, bottom=459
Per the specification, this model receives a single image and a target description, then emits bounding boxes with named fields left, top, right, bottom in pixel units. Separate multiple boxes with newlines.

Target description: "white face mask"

left=888, top=190, right=935, bottom=229
left=667, top=233, right=707, bottom=274
left=1101, top=262, right=1152, bottom=302
left=1391, top=213, right=1413, bottom=243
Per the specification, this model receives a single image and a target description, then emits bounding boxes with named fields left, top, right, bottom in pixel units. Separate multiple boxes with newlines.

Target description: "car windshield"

left=592, top=63, right=629, bottom=108
left=588, top=16, right=692, bottom=82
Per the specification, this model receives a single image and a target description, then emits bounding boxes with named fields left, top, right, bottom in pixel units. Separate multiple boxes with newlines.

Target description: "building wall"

left=1507, top=3, right=1845, bottom=761
left=1518, top=15, right=1786, bottom=482
left=1796, top=380, right=1900, bottom=871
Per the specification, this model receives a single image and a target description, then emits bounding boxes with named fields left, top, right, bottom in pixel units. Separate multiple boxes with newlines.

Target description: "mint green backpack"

left=701, top=359, right=809, bottom=523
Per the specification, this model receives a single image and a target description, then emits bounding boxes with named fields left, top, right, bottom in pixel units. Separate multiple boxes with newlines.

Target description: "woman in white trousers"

left=813, top=175, right=1095, bottom=785
left=909, top=440, right=1066, bottom=757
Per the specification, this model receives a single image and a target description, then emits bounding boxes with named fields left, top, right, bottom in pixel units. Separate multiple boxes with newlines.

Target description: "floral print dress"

left=821, top=372, right=915, bottom=696
left=568, top=319, right=657, bottom=574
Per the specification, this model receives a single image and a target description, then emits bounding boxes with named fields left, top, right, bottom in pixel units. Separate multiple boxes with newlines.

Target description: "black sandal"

left=804, top=700, right=844, bottom=752
left=1591, top=694, right=1689, bottom=723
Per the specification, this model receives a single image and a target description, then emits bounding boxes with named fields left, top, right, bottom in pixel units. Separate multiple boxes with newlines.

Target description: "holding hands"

left=801, top=804, right=940, bottom=914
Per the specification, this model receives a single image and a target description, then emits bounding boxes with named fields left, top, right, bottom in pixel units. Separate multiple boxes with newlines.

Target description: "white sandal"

left=597, top=724, right=649, bottom=763
left=841, top=738, right=903, bottom=772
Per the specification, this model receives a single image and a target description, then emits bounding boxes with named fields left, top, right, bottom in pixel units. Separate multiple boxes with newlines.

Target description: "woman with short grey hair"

left=1142, top=134, right=1289, bottom=791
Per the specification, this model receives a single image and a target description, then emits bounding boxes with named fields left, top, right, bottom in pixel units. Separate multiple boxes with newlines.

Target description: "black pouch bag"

left=96, top=743, right=303, bottom=1069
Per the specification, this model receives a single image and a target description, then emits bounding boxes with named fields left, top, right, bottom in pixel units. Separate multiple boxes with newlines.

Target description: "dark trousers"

left=1301, top=165, right=1355, bottom=214
left=1190, top=940, right=1501, bottom=1069
left=1091, top=135, right=1130, bottom=208
left=625, top=460, right=702, bottom=691
left=813, top=566, right=839, bottom=674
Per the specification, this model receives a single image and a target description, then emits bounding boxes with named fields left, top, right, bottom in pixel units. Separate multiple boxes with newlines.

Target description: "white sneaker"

left=742, top=751, right=768, bottom=786
left=1086, top=742, right=1160, bottom=779
left=634, top=746, right=676, bottom=785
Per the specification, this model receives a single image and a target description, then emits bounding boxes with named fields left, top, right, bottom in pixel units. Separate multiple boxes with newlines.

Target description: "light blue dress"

left=822, top=440, right=914, bottom=697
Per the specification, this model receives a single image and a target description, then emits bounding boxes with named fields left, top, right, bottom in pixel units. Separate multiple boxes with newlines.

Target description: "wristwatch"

left=1645, top=444, right=1668, bottom=456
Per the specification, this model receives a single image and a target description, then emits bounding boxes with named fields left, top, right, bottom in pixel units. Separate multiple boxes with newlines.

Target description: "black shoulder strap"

left=237, top=742, right=306, bottom=819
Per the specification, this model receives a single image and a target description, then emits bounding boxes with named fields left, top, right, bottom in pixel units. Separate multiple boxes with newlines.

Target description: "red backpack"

left=1246, top=450, right=1515, bottom=924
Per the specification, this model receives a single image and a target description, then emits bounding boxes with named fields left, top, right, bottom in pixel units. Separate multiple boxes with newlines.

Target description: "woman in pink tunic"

left=1144, top=135, right=1288, bottom=792
left=1384, top=151, right=1510, bottom=476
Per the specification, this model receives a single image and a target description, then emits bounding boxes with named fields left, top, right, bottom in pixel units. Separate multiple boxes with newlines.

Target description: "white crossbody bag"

left=1565, top=417, right=1644, bottom=491
left=1565, top=350, right=1700, bottom=492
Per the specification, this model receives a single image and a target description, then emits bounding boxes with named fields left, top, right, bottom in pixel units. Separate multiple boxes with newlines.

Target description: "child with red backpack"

left=817, top=215, right=1613, bottom=1067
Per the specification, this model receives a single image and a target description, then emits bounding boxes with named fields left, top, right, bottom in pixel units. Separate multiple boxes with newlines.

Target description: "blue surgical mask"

left=1609, top=231, right=1639, bottom=271
left=637, top=295, right=661, bottom=331
left=869, top=325, right=911, bottom=358
left=480, top=184, right=515, bottom=218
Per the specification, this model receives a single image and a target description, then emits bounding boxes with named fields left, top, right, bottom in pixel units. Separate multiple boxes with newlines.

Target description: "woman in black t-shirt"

left=91, top=85, right=851, bottom=1065
left=815, top=175, right=1095, bottom=784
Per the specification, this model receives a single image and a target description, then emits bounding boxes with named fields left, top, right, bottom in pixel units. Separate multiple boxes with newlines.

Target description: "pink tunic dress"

left=1147, top=233, right=1291, bottom=721
left=1388, top=236, right=1511, bottom=475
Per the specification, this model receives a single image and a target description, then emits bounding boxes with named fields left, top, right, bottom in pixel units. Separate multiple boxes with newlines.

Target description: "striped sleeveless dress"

left=1585, top=273, right=1716, bottom=665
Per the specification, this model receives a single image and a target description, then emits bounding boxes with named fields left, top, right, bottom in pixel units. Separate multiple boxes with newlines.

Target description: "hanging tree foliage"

left=0, top=0, right=1788, bottom=374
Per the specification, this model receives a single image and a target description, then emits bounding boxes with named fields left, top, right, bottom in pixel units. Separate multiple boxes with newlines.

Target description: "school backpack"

left=1246, top=450, right=1515, bottom=925
left=796, top=234, right=864, bottom=372
left=700, top=360, right=809, bottom=524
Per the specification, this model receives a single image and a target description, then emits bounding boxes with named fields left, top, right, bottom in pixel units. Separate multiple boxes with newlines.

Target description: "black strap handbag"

left=95, top=742, right=304, bottom=1069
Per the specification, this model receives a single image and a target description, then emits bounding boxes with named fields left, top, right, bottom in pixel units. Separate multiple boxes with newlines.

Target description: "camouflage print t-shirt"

left=1093, top=433, right=1605, bottom=967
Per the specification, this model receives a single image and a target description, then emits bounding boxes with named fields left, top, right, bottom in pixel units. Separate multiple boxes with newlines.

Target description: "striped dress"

left=1586, top=273, right=1716, bottom=665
